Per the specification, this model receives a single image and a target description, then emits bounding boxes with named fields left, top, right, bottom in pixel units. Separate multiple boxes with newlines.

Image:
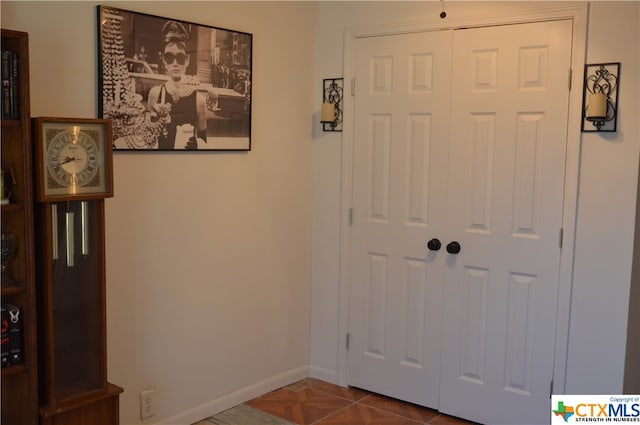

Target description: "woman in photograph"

left=147, top=20, right=207, bottom=150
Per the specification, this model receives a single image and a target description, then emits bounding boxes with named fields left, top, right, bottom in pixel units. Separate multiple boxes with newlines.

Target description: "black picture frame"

left=98, top=6, right=252, bottom=151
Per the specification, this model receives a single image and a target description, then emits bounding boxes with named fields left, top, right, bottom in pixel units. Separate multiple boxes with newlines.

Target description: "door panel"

left=439, top=20, right=572, bottom=424
left=348, top=30, right=453, bottom=408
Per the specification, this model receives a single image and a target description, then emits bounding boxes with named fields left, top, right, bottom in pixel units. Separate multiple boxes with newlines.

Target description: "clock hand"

left=58, top=156, right=76, bottom=165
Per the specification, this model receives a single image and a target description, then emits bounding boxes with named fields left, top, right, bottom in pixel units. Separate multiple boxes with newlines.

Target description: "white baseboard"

left=155, top=366, right=309, bottom=425
left=308, top=365, right=338, bottom=385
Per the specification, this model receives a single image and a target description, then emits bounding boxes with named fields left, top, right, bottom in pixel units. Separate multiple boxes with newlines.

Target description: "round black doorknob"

left=427, top=238, right=442, bottom=251
left=446, top=241, right=461, bottom=254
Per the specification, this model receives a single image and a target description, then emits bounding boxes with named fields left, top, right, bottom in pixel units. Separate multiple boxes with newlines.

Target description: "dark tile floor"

left=196, top=378, right=477, bottom=425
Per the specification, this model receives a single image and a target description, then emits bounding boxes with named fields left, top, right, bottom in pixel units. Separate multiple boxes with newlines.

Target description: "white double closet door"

left=348, top=20, right=572, bottom=425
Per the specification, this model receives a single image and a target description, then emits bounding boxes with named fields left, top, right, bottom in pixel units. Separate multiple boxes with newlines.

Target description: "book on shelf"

left=1, top=304, right=22, bottom=367
left=1, top=305, right=9, bottom=367
left=1, top=49, right=19, bottom=120
left=1, top=50, right=10, bottom=119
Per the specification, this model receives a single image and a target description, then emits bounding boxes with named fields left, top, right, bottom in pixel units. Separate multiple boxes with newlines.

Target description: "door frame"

left=337, top=3, right=588, bottom=397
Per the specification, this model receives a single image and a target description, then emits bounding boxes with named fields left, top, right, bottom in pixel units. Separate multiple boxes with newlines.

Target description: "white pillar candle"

left=587, top=92, right=608, bottom=119
left=321, top=102, right=336, bottom=123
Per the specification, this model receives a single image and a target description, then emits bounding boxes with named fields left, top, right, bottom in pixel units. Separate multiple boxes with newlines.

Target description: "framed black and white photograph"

left=98, top=6, right=252, bottom=151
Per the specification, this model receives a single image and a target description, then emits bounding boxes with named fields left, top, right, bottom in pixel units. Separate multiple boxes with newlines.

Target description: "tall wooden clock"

left=32, top=117, right=122, bottom=425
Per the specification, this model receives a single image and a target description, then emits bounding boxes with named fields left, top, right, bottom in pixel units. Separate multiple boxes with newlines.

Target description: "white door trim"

left=337, top=2, right=588, bottom=396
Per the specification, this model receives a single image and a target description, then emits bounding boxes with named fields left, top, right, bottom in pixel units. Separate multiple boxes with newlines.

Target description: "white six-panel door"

left=348, top=29, right=453, bottom=408
left=348, top=20, right=572, bottom=424
left=440, top=20, right=572, bottom=424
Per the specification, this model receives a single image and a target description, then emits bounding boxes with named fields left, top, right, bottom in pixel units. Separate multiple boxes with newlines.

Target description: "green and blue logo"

left=551, top=396, right=640, bottom=424
left=553, top=401, right=575, bottom=422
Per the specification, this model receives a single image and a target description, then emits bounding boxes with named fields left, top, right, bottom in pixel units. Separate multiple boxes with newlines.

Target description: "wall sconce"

left=582, top=62, right=620, bottom=132
left=321, top=78, right=343, bottom=132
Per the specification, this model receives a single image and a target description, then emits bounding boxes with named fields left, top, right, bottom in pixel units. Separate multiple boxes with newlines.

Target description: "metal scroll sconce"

left=321, top=78, right=343, bottom=132
left=582, top=62, right=620, bottom=132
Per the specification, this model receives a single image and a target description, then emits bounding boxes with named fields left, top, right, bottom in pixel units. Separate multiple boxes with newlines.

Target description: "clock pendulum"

left=50, top=200, right=92, bottom=267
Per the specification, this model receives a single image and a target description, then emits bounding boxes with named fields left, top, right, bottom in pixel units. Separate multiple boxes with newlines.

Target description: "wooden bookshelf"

left=1, top=28, right=38, bottom=424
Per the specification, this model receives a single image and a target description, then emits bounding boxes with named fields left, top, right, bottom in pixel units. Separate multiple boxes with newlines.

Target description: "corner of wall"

left=624, top=160, right=640, bottom=393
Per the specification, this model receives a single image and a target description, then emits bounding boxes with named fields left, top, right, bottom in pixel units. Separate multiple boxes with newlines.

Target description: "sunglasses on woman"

left=163, top=52, right=188, bottom=65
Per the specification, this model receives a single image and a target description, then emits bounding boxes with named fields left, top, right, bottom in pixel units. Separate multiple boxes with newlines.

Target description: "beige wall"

left=630, top=86, right=640, bottom=389
left=2, top=1, right=315, bottom=423
left=626, top=158, right=640, bottom=393
left=567, top=1, right=639, bottom=392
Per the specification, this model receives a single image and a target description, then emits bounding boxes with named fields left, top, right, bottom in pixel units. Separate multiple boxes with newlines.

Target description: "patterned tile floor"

left=195, top=378, right=478, bottom=425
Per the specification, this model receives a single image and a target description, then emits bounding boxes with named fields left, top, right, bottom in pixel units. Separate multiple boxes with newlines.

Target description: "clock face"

left=46, top=129, right=101, bottom=189
left=36, top=119, right=113, bottom=201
